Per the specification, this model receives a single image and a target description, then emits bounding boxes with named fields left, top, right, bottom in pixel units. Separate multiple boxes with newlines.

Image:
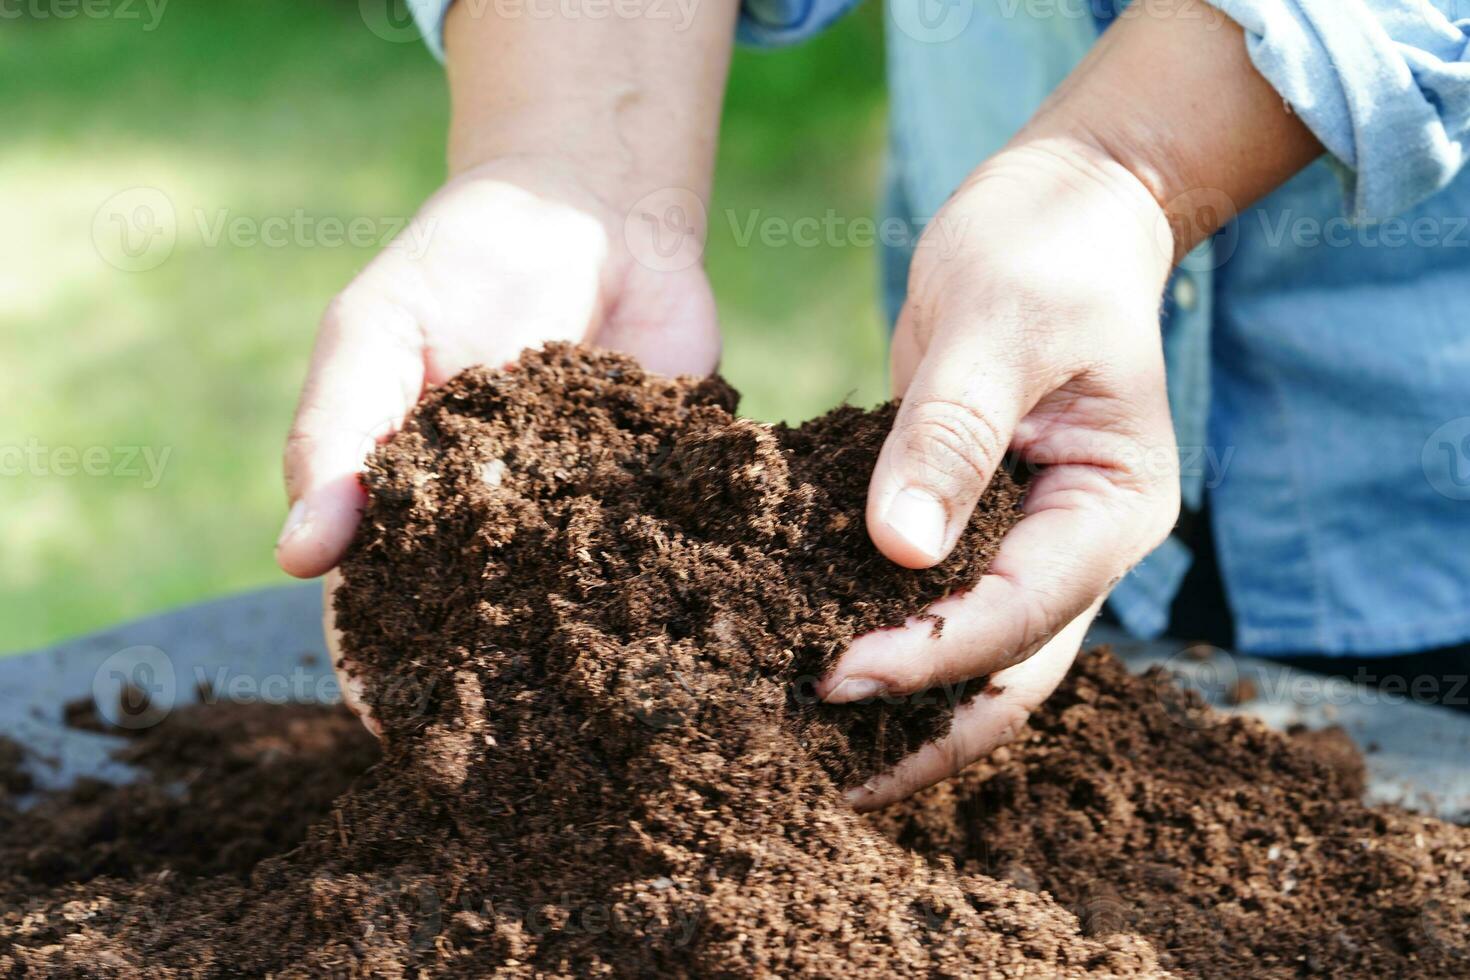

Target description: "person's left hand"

left=824, top=137, right=1183, bottom=810
left=275, top=159, right=723, bottom=732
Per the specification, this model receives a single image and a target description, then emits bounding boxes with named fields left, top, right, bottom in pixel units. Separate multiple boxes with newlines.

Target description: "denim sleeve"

left=1204, top=0, right=1470, bottom=221
left=404, top=0, right=858, bottom=60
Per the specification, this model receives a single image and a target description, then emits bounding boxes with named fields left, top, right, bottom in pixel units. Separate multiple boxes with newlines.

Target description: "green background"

left=0, top=0, right=891, bottom=652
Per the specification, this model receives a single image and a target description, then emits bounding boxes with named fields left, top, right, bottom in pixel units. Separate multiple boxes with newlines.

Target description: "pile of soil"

left=1, top=704, right=378, bottom=886
left=2, top=345, right=1466, bottom=977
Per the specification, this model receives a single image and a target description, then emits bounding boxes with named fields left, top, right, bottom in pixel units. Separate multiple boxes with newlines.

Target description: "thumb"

left=277, top=289, right=425, bottom=578
left=867, top=326, right=1027, bottom=569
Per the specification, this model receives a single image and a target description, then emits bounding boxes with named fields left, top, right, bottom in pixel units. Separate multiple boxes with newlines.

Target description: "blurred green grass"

left=0, top=0, right=890, bottom=652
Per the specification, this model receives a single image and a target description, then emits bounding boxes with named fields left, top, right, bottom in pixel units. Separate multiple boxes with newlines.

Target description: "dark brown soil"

left=2, top=345, right=1467, bottom=978
left=0, top=740, right=33, bottom=798
left=873, top=652, right=1469, bottom=977
left=3, top=704, right=378, bottom=886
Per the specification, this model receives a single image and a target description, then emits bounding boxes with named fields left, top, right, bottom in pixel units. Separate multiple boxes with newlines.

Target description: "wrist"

left=441, top=0, right=731, bottom=203
left=1006, top=0, right=1318, bottom=265
left=975, top=131, right=1178, bottom=281
left=447, top=102, right=710, bottom=200
left=1013, top=111, right=1216, bottom=268
left=445, top=86, right=717, bottom=269
left=900, top=133, right=1176, bottom=384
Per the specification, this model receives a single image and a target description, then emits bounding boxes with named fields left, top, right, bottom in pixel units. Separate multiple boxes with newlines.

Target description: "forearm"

left=442, top=0, right=740, bottom=208
left=1014, top=0, right=1322, bottom=262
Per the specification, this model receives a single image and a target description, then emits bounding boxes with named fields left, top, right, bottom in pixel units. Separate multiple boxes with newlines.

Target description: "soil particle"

left=0, top=739, right=33, bottom=798
left=1, top=345, right=1467, bottom=978
left=1288, top=724, right=1368, bottom=799
left=1224, top=676, right=1257, bottom=706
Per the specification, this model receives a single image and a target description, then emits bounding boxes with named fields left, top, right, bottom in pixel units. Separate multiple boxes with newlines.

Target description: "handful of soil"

left=3, top=344, right=1468, bottom=978
left=338, top=342, right=1028, bottom=788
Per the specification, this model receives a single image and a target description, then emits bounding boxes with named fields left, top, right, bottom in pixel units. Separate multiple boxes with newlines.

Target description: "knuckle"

left=1097, top=485, right=1179, bottom=580
left=320, top=292, right=353, bottom=330
left=988, top=564, right=1087, bottom=669
left=1134, top=472, right=1182, bottom=553
left=283, top=426, right=319, bottom=467
left=898, top=398, right=1008, bottom=490
left=1156, top=482, right=1183, bottom=533
left=1005, top=589, right=1060, bottom=668
left=320, top=287, right=377, bottom=336
left=864, top=644, right=943, bottom=698
left=281, top=427, right=320, bottom=495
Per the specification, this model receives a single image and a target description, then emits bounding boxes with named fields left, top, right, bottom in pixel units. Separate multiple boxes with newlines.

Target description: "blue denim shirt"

left=408, top=0, right=1470, bottom=656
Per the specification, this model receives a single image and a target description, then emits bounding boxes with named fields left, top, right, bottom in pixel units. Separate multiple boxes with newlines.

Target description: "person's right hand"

left=818, top=0, right=1323, bottom=808
left=820, top=137, right=1183, bottom=808
left=276, top=159, right=722, bottom=729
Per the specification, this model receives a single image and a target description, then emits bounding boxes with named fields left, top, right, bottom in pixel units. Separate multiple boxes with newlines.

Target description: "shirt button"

left=1173, top=275, right=1199, bottom=311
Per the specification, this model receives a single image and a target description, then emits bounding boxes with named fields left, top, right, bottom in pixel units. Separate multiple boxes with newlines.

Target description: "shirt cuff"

left=406, top=0, right=855, bottom=58
left=1203, top=0, right=1470, bottom=222
left=407, top=0, right=452, bottom=61
left=738, top=0, right=858, bottom=45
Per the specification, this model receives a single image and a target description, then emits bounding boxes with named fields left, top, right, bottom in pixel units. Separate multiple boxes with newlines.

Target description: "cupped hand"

left=277, top=159, right=721, bottom=727
left=829, top=138, right=1183, bottom=809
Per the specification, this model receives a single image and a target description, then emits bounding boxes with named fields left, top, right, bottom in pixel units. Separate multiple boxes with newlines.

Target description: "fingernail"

left=882, top=488, right=948, bottom=563
left=823, top=676, right=886, bottom=705
left=276, top=499, right=310, bottom=550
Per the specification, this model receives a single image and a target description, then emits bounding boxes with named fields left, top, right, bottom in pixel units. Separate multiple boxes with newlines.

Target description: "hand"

left=277, top=160, right=719, bottom=578
left=821, top=0, right=1323, bottom=808
left=825, top=138, right=1182, bottom=810
left=277, top=159, right=721, bottom=727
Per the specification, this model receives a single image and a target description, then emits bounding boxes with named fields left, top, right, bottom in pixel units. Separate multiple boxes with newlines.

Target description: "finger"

left=825, top=463, right=1168, bottom=702
left=844, top=601, right=1094, bottom=811
left=323, top=570, right=380, bottom=738
left=866, top=324, right=1028, bottom=570
left=276, top=288, right=426, bottom=578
